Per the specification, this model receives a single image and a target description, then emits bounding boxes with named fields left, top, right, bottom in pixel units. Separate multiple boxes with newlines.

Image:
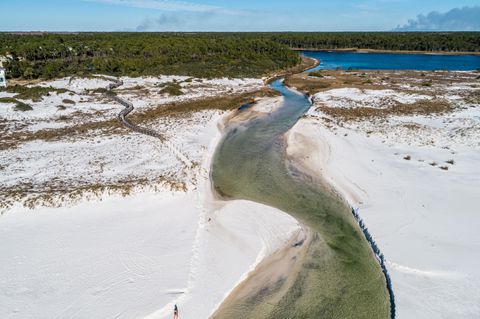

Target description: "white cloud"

left=85, top=0, right=246, bottom=15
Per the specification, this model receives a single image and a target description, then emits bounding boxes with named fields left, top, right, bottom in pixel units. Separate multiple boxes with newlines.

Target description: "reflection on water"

left=212, top=79, right=390, bottom=318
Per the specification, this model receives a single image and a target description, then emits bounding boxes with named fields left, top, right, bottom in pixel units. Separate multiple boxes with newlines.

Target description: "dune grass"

left=1, top=88, right=278, bottom=150
left=6, top=85, right=69, bottom=101
left=0, top=97, right=32, bottom=111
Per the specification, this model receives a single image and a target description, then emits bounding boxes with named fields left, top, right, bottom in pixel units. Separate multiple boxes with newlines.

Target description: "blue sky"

left=1, top=0, right=479, bottom=31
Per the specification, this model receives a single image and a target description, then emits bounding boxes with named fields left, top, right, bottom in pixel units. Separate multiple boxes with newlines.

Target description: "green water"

left=211, top=79, right=390, bottom=318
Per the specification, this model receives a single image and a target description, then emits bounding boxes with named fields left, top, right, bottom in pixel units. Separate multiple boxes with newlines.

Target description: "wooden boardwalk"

left=108, top=79, right=193, bottom=168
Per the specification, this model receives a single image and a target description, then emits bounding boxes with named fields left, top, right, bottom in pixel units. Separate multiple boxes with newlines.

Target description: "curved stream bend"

left=212, top=79, right=391, bottom=318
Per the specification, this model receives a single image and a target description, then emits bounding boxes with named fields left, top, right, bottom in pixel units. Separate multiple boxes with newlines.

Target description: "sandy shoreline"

left=211, top=226, right=311, bottom=318
left=197, top=97, right=308, bottom=318
left=211, top=79, right=394, bottom=318
left=285, top=121, right=363, bottom=206
left=203, top=68, right=480, bottom=318
left=208, top=97, right=314, bottom=317
left=285, top=76, right=480, bottom=317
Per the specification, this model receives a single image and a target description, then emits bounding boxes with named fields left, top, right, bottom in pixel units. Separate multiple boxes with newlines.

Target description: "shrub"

left=421, top=81, right=432, bottom=87
left=0, top=97, right=33, bottom=111
left=159, top=82, right=183, bottom=96
left=0, top=97, right=18, bottom=104
left=90, top=88, right=109, bottom=94
left=62, top=99, right=76, bottom=105
left=309, top=71, right=324, bottom=78
left=6, top=85, right=68, bottom=101
left=14, top=101, right=33, bottom=111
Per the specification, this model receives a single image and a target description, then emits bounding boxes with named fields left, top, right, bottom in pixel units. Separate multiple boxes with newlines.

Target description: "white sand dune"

left=287, top=84, right=480, bottom=318
left=0, top=192, right=200, bottom=319
left=0, top=187, right=299, bottom=319
left=0, top=93, right=299, bottom=319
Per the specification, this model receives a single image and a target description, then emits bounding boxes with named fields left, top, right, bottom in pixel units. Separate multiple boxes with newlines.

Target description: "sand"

left=0, top=79, right=300, bottom=319
left=286, top=85, right=480, bottom=318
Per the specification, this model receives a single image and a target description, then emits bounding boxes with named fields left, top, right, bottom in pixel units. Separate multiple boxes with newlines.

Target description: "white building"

left=0, top=68, right=6, bottom=88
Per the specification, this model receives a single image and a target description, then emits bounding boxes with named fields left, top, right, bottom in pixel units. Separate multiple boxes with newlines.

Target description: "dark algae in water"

left=212, top=80, right=390, bottom=318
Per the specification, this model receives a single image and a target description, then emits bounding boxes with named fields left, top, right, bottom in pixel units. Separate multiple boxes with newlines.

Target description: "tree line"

left=0, top=33, right=300, bottom=80
left=268, top=32, right=480, bottom=53
left=1, top=32, right=479, bottom=80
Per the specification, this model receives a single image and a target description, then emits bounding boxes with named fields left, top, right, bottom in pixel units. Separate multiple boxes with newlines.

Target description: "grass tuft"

left=159, top=82, right=184, bottom=96
left=421, top=81, right=432, bottom=87
left=14, top=101, right=33, bottom=111
left=309, top=71, right=324, bottom=78
left=0, top=97, right=33, bottom=111
left=6, top=85, right=69, bottom=102
left=321, top=99, right=452, bottom=122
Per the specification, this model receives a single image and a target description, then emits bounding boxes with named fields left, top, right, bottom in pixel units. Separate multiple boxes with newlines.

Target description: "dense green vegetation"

left=0, top=33, right=299, bottom=80
left=1, top=32, right=479, bottom=80
left=269, top=32, right=480, bottom=52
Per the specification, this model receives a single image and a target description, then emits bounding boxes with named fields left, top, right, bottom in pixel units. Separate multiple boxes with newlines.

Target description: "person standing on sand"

left=173, top=304, right=179, bottom=319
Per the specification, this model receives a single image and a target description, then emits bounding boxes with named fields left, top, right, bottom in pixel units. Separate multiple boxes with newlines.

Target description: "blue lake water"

left=303, top=51, right=480, bottom=71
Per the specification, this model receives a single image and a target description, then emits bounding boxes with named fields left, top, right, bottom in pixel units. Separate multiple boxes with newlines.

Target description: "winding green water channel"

left=211, top=79, right=390, bottom=318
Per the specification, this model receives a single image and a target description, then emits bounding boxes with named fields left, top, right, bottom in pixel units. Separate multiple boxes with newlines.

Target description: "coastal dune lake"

left=303, top=50, right=480, bottom=71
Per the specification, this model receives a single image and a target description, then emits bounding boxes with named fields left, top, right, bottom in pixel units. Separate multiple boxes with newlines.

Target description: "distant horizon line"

left=1, top=31, right=480, bottom=33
